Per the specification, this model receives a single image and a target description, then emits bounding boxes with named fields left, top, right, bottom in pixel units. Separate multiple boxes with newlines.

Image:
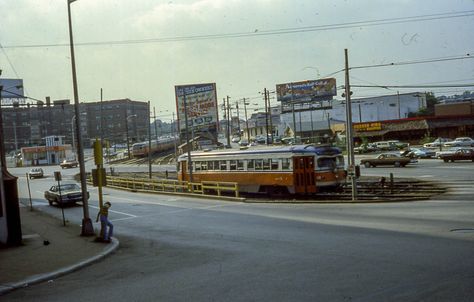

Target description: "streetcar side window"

left=201, top=162, right=208, bottom=171
left=220, top=161, right=227, bottom=170
left=263, top=159, right=270, bottom=170
left=195, top=161, right=201, bottom=171
left=213, top=160, right=220, bottom=170
left=237, top=160, right=245, bottom=171
left=255, top=159, right=263, bottom=170
left=230, top=160, right=237, bottom=171
left=271, top=159, right=279, bottom=170
left=247, top=159, right=255, bottom=170
left=282, top=158, right=291, bottom=170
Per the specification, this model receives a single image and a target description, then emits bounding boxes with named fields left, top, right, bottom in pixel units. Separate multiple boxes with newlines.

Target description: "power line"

left=350, top=53, right=472, bottom=70
left=351, top=84, right=474, bottom=89
left=2, top=10, right=474, bottom=49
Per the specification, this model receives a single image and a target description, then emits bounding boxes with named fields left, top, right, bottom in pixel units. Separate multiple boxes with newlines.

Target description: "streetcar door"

left=293, top=156, right=317, bottom=194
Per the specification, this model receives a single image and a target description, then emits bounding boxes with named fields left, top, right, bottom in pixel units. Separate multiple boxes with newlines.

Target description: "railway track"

left=244, top=178, right=446, bottom=202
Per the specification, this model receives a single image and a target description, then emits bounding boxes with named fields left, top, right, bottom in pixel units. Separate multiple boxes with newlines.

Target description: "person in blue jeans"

left=96, top=201, right=113, bottom=242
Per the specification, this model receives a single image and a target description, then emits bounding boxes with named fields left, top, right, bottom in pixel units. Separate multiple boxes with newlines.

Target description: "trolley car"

left=177, top=145, right=346, bottom=195
left=132, top=137, right=177, bottom=157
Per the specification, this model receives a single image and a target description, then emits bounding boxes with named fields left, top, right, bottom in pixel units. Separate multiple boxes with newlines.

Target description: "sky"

left=1, top=0, right=473, bottom=122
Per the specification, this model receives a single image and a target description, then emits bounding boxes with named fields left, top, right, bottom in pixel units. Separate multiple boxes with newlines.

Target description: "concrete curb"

left=0, top=237, right=119, bottom=296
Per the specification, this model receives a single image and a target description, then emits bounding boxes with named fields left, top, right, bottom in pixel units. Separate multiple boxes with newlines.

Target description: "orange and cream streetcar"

left=132, top=137, right=177, bottom=157
left=177, top=145, right=346, bottom=195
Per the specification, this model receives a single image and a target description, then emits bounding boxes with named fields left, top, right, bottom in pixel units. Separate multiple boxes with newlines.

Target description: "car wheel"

left=443, top=159, right=448, bottom=162
left=48, top=199, right=53, bottom=206
left=364, top=162, right=371, bottom=168
left=394, top=161, right=401, bottom=167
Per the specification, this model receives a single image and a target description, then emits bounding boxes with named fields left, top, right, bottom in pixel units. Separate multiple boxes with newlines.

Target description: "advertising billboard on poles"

left=0, top=78, right=25, bottom=105
left=276, top=78, right=337, bottom=104
left=175, top=83, right=218, bottom=141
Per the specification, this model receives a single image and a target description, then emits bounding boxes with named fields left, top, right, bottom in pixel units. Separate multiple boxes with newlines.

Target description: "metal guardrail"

left=89, top=175, right=241, bottom=199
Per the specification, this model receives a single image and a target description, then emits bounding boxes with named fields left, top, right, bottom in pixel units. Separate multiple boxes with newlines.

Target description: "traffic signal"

left=93, top=139, right=103, bottom=165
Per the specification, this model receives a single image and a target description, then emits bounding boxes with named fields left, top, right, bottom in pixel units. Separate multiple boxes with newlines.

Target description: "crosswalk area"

left=439, top=180, right=474, bottom=200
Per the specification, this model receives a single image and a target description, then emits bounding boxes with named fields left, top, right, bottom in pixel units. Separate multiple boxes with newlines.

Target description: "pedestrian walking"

left=96, top=201, right=113, bottom=243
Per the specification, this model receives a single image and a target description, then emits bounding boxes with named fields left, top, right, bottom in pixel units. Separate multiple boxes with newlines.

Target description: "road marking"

left=88, top=204, right=137, bottom=218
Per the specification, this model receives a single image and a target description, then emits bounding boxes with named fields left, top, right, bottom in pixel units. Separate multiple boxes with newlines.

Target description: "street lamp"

left=67, top=0, right=94, bottom=236
left=125, top=114, right=137, bottom=159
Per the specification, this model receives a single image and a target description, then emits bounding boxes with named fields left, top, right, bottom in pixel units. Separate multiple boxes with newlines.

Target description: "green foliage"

left=420, top=134, right=434, bottom=145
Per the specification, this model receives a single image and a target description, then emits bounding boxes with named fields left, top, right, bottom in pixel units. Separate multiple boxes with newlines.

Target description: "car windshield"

left=60, top=184, right=80, bottom=191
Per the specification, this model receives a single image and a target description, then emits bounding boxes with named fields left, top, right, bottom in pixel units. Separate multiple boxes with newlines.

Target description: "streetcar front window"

left=317, top=157, right=336, bottom=169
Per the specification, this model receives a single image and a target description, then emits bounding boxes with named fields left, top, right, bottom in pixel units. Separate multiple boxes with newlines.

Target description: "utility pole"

left=153, top=107, right=158, bottom=140
left=148, top=101, right=152, bottom=179
left=397, top=91, right=401, bottom=119
left=243, top=98, right=250, bottom=141
left=264, top=88, right=269, bottom=145
left=68, top=0, right=94, bottom=236
left=183, top=91, right=193, bottom=182
left=235, top=101, right=241, bottom=137
left=268, top=90, right=274, bottom=144
left=226, top=96, right=231, bottom=147
left=344, top=48, right=357, bottom=201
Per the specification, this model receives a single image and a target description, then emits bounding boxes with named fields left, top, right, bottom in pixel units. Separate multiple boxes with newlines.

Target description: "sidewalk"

left=0, top=206, right=119, bottom=296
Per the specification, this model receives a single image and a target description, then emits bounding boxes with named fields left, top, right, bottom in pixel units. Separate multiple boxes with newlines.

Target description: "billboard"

left=276, top=78, right=336, bottom=104
left=175, top=83, right=218, bottom=133
left=0, top=78, right=25, bottom=105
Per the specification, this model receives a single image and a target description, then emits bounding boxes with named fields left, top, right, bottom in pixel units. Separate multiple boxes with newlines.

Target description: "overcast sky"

left=1, top=0, right=473, bottom=121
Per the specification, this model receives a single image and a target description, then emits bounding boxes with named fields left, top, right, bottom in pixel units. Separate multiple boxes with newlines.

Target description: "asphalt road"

left=6, top=157, right=474, bottom=301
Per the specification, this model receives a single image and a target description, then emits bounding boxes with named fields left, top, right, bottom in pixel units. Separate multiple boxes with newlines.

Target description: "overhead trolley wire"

left=2, top=10, right=474, bottom=49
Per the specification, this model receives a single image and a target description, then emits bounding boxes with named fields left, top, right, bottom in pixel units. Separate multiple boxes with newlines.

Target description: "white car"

left=423, top=138, right=450, bottom=148
left=443, top=137, right=474, bottom=148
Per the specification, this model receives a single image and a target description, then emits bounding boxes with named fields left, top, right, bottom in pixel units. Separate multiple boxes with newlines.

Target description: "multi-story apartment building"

left=1, top=98, right=149, bottom=153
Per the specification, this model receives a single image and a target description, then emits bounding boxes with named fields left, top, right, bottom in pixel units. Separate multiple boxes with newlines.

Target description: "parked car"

left=28, top=168, right=44, bottom=179
left=360, top=153, right=414, bottom=168
left=423, top=137, right=451, bottom=148
left=44, top=183, right=89, bottom=207
left=439, top=148, right=474, bottom=162
left=60, top=159, right=79, bottom=169
left=354, top=143, right=377, bottom=154
left=386, top=140, right=409, bottom=149
left=443, top=137, right=474, bottom=148
left=435, top=147, right=464, bottom=158
left=373, top=141, right=398, bottom=151
left=400, top=147, right=436, bottom=159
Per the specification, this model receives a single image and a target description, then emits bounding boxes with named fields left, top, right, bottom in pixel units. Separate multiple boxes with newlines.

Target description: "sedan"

left=60, top=159, right=79, bottom=169
left=401, top=147, right=436, bottom=159
left=360, top=153, right=414, bottom=168
left=439, top=148, right=474, bottom=162
left=423, top=137, right=450, bottom=148
left=443, top=137, right=474, bottom=148
left=44, top=183, right=89, bottom=207
left=28, top=168, right=44, bottom=179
